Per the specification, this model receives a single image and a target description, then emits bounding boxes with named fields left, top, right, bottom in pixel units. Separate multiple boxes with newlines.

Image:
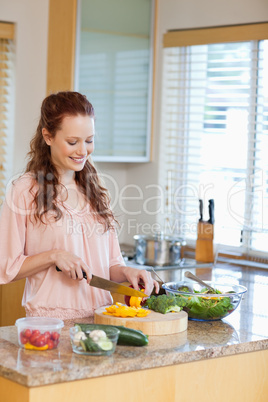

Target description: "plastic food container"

left=15, top=317, right=64, bottom=350
left=162, top=281, right=247, bottom=321
left=70, top=325, right=119, bottom=356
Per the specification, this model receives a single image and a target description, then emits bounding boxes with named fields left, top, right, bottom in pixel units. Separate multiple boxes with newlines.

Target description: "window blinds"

left=160, top=27, right=268, bottom=256
left=0, top=23, right=15, bottom=206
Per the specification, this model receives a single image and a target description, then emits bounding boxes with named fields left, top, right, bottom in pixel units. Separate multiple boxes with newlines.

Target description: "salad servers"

left=184, top=271, right=216, bottom=292
left=151, top=266, right=165, bottom=284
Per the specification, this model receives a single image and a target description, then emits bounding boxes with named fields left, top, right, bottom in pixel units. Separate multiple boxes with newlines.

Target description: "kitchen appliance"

left=94, top=306, right=188, bottom=335
left=133, top=233, right=186, bottom=266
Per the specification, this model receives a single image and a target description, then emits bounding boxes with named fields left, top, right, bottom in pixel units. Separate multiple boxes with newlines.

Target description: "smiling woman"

left=42, top=115, right=95, bottom=180
left=24, top=91, right=108, bottom=225
left=0, top=91, right=158, bottom=320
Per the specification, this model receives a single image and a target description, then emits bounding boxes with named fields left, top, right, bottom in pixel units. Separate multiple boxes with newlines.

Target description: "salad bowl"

left=162, top=281, right=247, bottom=321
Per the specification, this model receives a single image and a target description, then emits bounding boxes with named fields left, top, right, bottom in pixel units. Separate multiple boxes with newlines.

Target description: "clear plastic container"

left=15, top=317, right=64, bottom=351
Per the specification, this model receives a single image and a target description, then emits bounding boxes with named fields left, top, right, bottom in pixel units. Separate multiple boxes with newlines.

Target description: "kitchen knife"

left=56, top=267, right=148, bottom=297
left=199, top=199, right=203, bottom=221
left=208, top=199, right=215, bottom=224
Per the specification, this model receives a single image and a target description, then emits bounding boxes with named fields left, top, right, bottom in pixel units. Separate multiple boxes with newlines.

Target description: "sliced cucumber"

left=79, top=339, right=87, bottom=352
left=97, top=339, right=113, bottom=351
left=75, top=323, right=149, bottom=347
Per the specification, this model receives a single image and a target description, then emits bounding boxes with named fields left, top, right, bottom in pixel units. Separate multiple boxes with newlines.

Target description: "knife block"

left=195, top=222, right=214, bottom=263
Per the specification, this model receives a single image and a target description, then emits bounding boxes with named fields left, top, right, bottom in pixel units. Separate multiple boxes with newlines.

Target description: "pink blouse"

left=0, top=174, right=125, bottom=319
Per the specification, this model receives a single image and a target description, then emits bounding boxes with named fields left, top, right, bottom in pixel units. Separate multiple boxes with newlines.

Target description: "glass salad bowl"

left=162, top=281, right=247, bottom=321
left=70, top=325, right=119, bottom=356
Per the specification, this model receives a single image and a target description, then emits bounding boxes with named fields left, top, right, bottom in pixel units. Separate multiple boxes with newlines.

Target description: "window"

left=159, top=23, right=268, bottom=257
left=0, top=22, right=15, bottom=206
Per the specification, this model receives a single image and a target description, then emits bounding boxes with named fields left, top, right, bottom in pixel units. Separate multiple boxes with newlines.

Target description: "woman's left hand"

left=122, top=266, right=159, bottom=297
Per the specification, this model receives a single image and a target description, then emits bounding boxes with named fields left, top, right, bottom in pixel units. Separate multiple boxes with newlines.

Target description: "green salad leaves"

left=145, top=287, right=235, bottom=320
left=185, top=294, right=234, bottom=320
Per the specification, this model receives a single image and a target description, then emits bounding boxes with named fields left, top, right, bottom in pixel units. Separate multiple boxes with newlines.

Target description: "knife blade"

left=56, top=267, right=148, bottom=297
left=90, top=275, right=148, bottom=297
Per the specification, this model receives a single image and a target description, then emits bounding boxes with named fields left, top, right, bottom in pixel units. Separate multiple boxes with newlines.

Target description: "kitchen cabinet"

left=0, top=279, right=25, bottom=326
left=47, top=0, right=157, bottom=162
left=46, top=0, right=77, bottom=93
left=1, top=349, right=268, bottom=402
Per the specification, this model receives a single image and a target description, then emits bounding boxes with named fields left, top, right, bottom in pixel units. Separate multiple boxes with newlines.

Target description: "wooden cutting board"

left=94, top=306, right=188, bottom=336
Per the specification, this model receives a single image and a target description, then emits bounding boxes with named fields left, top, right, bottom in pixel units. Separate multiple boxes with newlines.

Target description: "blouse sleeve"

left=0, top=179, right=29, bottom=284
left=108, top=227, right=126, bottom=268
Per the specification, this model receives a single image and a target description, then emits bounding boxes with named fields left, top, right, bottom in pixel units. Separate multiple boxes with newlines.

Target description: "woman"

left=0, top=91, right=158, bottom=319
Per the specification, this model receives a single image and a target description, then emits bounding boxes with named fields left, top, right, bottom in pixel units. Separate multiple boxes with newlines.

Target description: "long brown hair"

left=26, top=91, right=115, bottom=231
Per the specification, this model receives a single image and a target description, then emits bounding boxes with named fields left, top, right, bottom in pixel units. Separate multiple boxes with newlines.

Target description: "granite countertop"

left=0, top=264, right=268, bottom=388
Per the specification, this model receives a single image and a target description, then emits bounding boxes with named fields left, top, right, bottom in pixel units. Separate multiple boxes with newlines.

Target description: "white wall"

left=1, top=0, right=267, bottom=245
left=158, top=0, right=268, bottom=31
left=0, top=0, right=49, bottom=179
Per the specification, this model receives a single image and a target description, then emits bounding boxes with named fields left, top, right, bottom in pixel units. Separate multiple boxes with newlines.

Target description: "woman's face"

left=42, top=114, right=95, bottom=176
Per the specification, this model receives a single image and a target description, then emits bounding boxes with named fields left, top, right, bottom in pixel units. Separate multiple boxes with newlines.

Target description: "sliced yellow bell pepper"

left=103, top=302, right=151, bottom=318
left=24, top=342, right=49, bottom=351
left=129, top=289, right=145, bottom=308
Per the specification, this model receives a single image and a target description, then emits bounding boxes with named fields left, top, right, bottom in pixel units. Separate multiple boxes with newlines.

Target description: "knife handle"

left=199, top=199, right=203, bottom=222
left=56, top=266, right=88, bottom=280
left=208, top=199, right=214, bottom=224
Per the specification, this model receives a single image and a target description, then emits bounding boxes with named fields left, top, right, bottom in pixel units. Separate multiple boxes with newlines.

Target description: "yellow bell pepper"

left=129, top=289, right=144, bottom=308
left=103, top=302, right=150, bottom=318
left=24, top=342, right=49, bottom=351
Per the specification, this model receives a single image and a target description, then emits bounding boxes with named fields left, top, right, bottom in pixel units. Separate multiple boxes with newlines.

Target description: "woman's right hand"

left=53, top=250, right=92, bottom=284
